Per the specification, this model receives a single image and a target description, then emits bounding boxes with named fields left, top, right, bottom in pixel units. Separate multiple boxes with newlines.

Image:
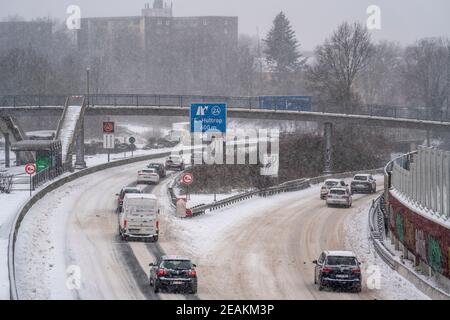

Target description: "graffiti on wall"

left=404, top=218, right=415, bottom=250
left=396, top=212, right=404, bottom=243
left=428, top=235, right=442, bottom=273
left=415, top=229, right=427, bottom=262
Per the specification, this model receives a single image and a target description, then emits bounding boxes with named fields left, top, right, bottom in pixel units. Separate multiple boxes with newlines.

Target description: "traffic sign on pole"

left=25, top=163, right=36, bottom=175
left=25, top=163, right=36, bottom=196
left=181, top=172, right=194, bottom=185
left=103, top=121, right=115, bottom=133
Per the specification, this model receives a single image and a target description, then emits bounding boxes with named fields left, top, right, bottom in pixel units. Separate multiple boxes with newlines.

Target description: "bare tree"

left=402, top=37, right=450, bottom=118
left=357, top=41, right=405, bottom=106
left=306, top=22, right=374, bottom=113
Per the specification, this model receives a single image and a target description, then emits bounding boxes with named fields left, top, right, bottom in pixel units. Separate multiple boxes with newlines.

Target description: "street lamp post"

left=86, top=67, right=90, bottom=107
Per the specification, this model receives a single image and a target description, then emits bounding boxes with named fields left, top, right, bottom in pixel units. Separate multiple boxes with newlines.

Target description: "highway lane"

left=186, top=181, right=385, bottom=300
left=15, top=159, right=193, bottom=300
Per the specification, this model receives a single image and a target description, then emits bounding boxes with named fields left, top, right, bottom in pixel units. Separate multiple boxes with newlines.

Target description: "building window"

left=224, top=20, right=228, bottom=25
left=166, top=20, right=170, bottom=25
left=224, top=28, right=228, bottom=34
left=203, top=20, right=207, bottom=26
left=157, top=19, right=162, bottom=25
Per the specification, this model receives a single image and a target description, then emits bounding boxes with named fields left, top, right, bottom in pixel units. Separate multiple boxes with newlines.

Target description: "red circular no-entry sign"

left=181, top=172, right=194, bottom=185
left=25, top=163, right=36, bottom=175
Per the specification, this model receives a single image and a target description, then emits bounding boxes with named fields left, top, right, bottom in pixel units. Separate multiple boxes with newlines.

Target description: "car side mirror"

left=312, top=260, right=318, bottom=264
left=115, top=193, right=119, bottom=196
left=192, top=264, right=197, bottom=268
left=149, top=263, right=155, bottom=266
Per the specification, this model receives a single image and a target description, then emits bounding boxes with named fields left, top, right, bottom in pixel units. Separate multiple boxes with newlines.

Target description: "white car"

left=165, top=155, right=185, bottom=170
left=326, top=187, right=352, bottom=208
left=137, top=168, right=160, bottom=184
left=320, top=179, right=348, bottom=200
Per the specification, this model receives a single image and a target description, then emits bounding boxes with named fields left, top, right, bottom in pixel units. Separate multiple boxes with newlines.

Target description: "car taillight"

left=157, top=268, right=168, bottom=276
left=156, top=220, right=159, bottom=229
left=124, top=219, right=127, bottom=229
left=188, top=270, right=197, bottom=277
left=322, top=267, right=333, bottom=273
left=352, top=268, right=361, bottom=273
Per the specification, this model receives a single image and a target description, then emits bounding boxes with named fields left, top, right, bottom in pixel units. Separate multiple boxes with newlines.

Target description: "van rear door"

left=126, top=202, right=158, bottom=236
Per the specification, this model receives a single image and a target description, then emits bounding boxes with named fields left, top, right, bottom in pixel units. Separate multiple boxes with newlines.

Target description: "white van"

left=119, top=194, right=159, bottom=242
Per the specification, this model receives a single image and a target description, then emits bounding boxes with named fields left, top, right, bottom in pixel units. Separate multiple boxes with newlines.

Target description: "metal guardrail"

left=369, top=195, right=397, bottom=270
left=31, top=161, right=72, bottom=189
left=186, top=168, right=384, bottom=217
left=1, top=94, right=449, bottom=122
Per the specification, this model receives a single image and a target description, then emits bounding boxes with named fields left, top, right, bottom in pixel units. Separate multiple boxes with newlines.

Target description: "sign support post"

left=25, top=163, right=36, bottom=197
left=103, top=121, right=115, bottom=163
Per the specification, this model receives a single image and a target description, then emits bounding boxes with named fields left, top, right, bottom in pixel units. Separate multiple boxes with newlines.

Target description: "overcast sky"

left=1, top=0, right=449, bottom=50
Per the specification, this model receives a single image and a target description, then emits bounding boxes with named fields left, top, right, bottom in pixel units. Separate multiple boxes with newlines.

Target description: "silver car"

left=326, top=187, right=352, bottom=208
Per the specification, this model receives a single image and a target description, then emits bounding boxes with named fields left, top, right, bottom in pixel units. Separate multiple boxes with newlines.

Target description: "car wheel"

left=318, top=281, right=324, bottom=291
left=354, top=285, right=362, bottom=293
left=189, top=285, right=197, bottom=294
left=154, top=281, right=160, bottom=293
left=153, top=235, right=159, bottom=242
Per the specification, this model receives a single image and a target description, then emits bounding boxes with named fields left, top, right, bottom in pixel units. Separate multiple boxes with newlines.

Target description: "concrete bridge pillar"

left=74, top=119, right=87, bottom=169
left=323, top=122, right=333, bottom=174
left=4, top=132, right=10, bottom=168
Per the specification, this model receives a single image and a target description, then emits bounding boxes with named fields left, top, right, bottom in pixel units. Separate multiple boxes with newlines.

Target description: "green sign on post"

left=35, top=156, right=50, bottom=172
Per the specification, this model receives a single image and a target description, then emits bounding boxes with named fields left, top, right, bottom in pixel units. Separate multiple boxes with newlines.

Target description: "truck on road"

left=119, top=194, right=159, bottom=242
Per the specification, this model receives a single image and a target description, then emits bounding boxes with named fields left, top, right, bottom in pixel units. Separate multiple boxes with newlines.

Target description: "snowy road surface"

left=14, top=160, right=427, bottom=299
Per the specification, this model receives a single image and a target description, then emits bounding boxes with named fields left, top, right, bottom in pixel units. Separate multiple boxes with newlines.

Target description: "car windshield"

left=143, top=169, right=156, bottom=173
left=125, top=189, right=140, bottom=194
left=148, top=164, right=160, bottom=168
left=162, top=259, right=192, bottom=270
left=326, top=256, right=357, bottom=266
left=325, top=181, right=338, bottom=187
left=329, top=189, right=346, bottom=195
left=354, top=176, right=367, bottom=181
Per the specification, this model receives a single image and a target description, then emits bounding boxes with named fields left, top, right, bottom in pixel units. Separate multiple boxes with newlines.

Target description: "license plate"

left=172, top=281, right=185, bottom=285
left=336, top=274, right=349, bottom=278
left=356, top=184, right=364, bottom=188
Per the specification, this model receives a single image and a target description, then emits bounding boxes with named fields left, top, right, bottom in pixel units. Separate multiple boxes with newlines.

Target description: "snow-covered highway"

left=13, top=160, right=426, bottom=300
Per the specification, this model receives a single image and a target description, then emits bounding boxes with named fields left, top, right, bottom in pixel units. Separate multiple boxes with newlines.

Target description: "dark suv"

left=313, top=251, right=362, bottom=292
left=147, top=163, right=166, bottom=178
left=149, top=256, right=197, bottom=294
left=116, top=187, right=141, bottom=211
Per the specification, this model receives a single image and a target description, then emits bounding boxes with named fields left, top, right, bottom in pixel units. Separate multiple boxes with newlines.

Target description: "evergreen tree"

left=263, top=12, right=305, bottom=75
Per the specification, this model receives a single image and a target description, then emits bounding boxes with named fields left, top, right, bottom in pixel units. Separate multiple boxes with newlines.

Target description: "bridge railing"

left=1, top=94, right=449, bottom=122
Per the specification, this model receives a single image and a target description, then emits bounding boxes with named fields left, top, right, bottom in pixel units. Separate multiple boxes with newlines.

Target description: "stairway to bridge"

left=55, top=95, right=87, bottom=164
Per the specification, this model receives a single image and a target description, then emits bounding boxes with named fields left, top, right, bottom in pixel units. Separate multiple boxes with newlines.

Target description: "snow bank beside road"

left=0, top=192, right=29, bottom=299
left=344, top=202, right=428, bottom=300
